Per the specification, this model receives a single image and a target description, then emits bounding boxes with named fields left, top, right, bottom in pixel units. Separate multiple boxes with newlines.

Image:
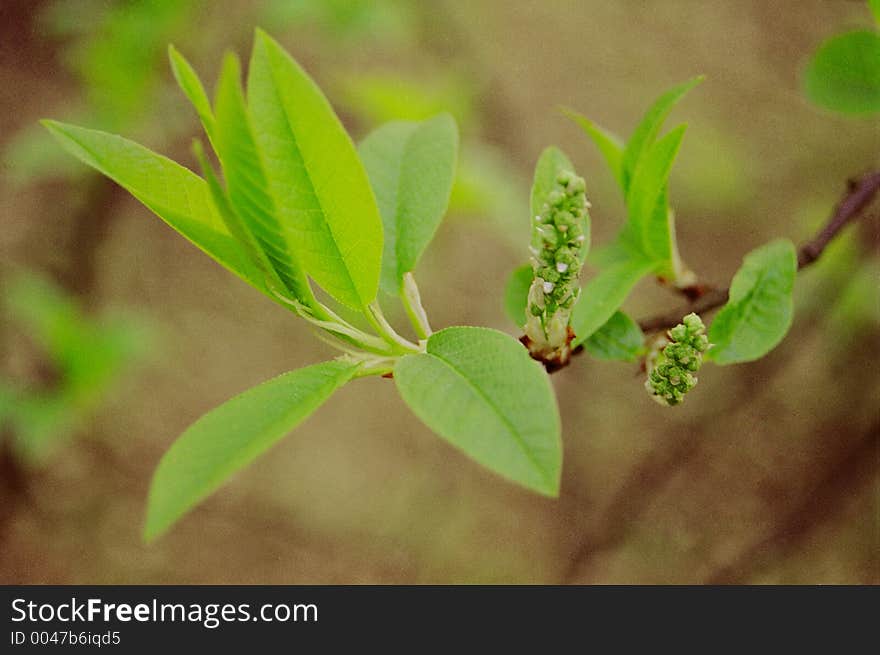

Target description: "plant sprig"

left=43, top=31, right=879, bottom=541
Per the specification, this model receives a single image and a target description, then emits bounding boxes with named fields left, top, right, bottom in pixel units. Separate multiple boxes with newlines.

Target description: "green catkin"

left=524, top=170, right=589, bottom=357
left=645, top=312, right=710, bottom=406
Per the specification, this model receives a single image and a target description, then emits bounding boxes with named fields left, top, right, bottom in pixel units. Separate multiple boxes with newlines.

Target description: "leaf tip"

left=559, top=105, right=583, bottom=123
left=536, top=476, right=561, bottom=498
left=167, top=44, right=190, bottom=77
left=141, top=506, right=165, bottom=545
left=670, top=122, right=689, bottom=137
left=252, top=26, right=277, bottom=52
left=221, top=50, right=242, bottom=76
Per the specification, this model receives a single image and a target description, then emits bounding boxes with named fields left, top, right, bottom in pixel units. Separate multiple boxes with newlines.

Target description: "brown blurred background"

left=0, top=0, right=877, bottom=583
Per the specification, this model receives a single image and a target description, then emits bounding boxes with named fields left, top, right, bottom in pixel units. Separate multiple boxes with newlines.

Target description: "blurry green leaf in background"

left=261, top=0, right=416, bottom=46
left=803, top=2, right=880, bottom=115
left=339, top=72, right=475, bottom=127
left=804, top=29, right=880, bottom=115
left=4, top=0, right=197, bottom=184
left=2, top=272, right=151, bottom=461
left=337, top=69, right=527, bottom=251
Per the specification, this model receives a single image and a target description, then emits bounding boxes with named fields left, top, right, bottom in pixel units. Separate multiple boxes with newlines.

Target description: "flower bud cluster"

left=645, top=312, right=710, bottom=406
left=524, top=170, right=589, bottom=352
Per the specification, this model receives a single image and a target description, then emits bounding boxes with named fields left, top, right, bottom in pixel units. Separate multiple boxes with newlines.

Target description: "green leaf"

left=803, top=30, right=880, bottom=115
left=358, top=114, right=458, bottom=293
left=707, top=239, right=797, bottom=365
left=622, top=124, right=687, bottom=264
left=563, top=108, right=625, bottom=190
left=621, top=76, right=703, bottom=191
left=212, top=53, right=314, bottom=304
left=191, top=140, right=264, bottom=269
left=168, top=45, right=215, bottom=140
left=394, top=327, right=561, bottom=496
left=247, top=28, right=383, bottom=310
left=503, top=264, right=534, bottom=327
left=41, top=120, right=271, bottom=297
left=870, top=0, right=880, bottom=26
left=144, top=360, right=360, bottom=541
left=583, top=311, right=644, bottom=361
left=571, top=257, right=657, bottom=346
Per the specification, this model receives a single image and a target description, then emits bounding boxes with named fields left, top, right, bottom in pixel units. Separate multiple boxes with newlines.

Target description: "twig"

left=636, top=170, right=880, bottom=334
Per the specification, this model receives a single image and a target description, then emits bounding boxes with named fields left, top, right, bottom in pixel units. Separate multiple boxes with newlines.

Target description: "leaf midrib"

left=190, top=365, right=353, bottom=491
left=262, top=54, right=362, bottom=305
left=421, top=350, right=552, bottom=487
left=391, top=126, right=420, bottom=282
left=716, top=267, right=790, bottom=356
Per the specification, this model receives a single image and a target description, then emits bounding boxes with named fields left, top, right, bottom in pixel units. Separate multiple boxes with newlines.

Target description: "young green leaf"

left=192, top=140, right=264, bottom=268
left=803, top=30, right=880, bottom=115
left=144, top=360, right=360, bottom=541
left=620, top=76, right=703, bottom=190
left=503, top=264, right=534, bottom=327
left=358, top=114, right=458, bottom=293
left=622, top=124, right=687, bottom=263
left=212, top=52, right=314, bottom=305
left=168, top=45, right=215, bottom=140
left=41, top=120, right=270, bottom=296
left=571, top=257, right=657, bottom=346
left=563, top=108, right=625, bottom=190
left=583, top=311, right=644, bottom=362
left=870, top=0, right=880, bottom=26
left=247, top=29, right=383, bottom=309
left=394, top=327, right=561, bottom=496
left=707, top=239, right=797, bottom=365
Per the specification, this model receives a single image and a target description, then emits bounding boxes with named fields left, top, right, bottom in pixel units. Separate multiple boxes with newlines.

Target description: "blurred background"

left=1, top=0, right=877, bottom=584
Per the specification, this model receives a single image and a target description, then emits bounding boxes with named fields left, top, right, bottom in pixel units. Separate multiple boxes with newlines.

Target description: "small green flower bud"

left=567, top=177, right=586, bottom=194
left=645, top=313, right=711, bottom=406
left=669, top=324, right=688, bottom=343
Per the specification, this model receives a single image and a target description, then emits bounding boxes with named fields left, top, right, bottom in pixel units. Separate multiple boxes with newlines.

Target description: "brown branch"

left=636, top=170, right=880, bottom=334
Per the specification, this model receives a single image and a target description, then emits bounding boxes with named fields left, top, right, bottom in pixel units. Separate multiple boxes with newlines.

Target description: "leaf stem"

left=364, top=301, right=422, bottom=354
left=349, top=356, right=397, bottom=378
left=400, top=272, right=433, bottom=340
left=270, top=286, right=393, bottom=355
